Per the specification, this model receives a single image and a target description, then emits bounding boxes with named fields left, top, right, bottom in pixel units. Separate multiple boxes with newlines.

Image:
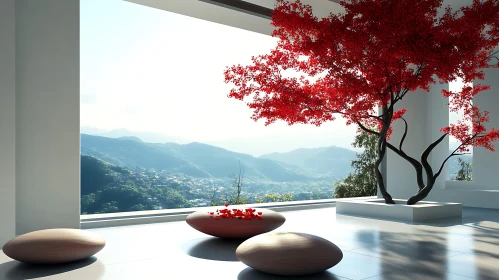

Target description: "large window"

left=80, top=0, right=367, bottom=214
left=448, top=78, right=473, bottom=181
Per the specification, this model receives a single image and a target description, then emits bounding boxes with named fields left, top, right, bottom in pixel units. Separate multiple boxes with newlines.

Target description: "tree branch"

left=307, top=105, right=382, bottom=122
left=397, top=88, right=410, bottom=101
left=374, top=105, right=395, bottom=203
left=432, top=153, right=461, bottom=182
left=356, top=119, right=426, bottom=190
left=356, top=121, right=379, bottom=135
left=432, top=134, right=476, bottom=180
left=419, top=133, right=448, bottom=191
left=399, top=117, right=408, bottom=151
left=354, top=96, right=426, bottom=187
left=398, top=117, right=426, bottom=190
left=486, top=50, right=499, bottom=62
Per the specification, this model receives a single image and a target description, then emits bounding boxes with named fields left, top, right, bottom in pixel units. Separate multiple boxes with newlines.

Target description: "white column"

left=471, top=66, right=499, bottom=189
left=16, top=0, right=80, bottom=234
left=386, top=91, right=429, bottom=199
left=426, top=81, right=449, bottom=189
left=386, top=82, right=449, bottom=200
left=0, top=0, right=16, bottom=245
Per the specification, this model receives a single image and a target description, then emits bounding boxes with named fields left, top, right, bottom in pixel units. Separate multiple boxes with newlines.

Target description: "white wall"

left=0, top=0, right=16, bottom=246
left=15, top=0, right=80, bottom=234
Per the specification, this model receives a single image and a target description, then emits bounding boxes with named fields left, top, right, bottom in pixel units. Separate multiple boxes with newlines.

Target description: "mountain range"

left=80, top=134, right=357, bottom=181
left=80, top=127, right=190, bottom=144
left=260, top=147, right=356, bottom=177
left=80, top=133, right=470, bottom=182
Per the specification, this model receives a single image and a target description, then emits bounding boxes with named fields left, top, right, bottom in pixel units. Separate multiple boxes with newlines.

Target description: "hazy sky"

left=80, top=0, right=464, bottom=156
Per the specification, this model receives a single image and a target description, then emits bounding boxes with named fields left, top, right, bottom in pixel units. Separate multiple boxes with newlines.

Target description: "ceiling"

left=124, top=0, right=473, bottom=36
left=124, top=0, right=345, bottom=36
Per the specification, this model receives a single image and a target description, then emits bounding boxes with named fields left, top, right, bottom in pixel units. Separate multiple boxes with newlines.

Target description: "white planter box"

left=336, top=199, right=462, bottom=222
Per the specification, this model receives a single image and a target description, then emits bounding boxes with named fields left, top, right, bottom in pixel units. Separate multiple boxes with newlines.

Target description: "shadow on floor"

left=238, top=267, right=343, bottom=280
left=181, top=237, right=245, bottom=261
left=350, top=222, right=499, bottom=280
left=336, top=213, right=468, bottom=227
left=0, top=257, right=101, bottom=280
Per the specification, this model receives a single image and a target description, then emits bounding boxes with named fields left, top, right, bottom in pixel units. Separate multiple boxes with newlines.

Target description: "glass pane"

left=448, top=78, right=473, bottom=181
left=80, top=0, right=375, bottom=215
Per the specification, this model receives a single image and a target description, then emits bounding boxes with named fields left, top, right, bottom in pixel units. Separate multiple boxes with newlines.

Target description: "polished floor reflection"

left=1, top=207, right=498, bottom=279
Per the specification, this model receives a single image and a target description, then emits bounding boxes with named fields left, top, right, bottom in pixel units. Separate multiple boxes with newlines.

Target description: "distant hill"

left=81, top=155, right=116, bottom=195
left=80, top=127, right=190, bottom=144
left=80, top=134, right=314, bottom=182
left=80, top=134, right=206, bottom=176
left=118, top=136, right=143, bottom=142
left=259, top=146, right=357, bottom=178
left=80, top=155, right=193, bottom=214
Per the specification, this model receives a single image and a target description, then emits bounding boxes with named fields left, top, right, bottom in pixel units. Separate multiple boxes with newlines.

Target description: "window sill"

left=444, top=180, right=499, bottom=191
left=80, top=196, right=376, bottom=229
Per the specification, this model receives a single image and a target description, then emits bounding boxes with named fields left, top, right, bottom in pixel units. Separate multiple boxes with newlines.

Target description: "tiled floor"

left=1, top=206, right=498, bottom=280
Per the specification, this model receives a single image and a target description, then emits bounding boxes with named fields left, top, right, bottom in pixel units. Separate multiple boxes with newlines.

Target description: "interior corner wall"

left=15, top=0, right=80, bottom=234
left=0, top=0, right=16, bottom=246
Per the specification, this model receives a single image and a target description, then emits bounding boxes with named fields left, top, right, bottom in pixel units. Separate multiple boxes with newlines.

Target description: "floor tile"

left=0, top=251, right=14, bottom=264
left=238, top=267, right=351, bottom=280
left=326, top=251, right=394, bottom=280
left=88, top=221, right=207, bottom=265
left=350, top=234, right=466, bottom=266
left=363, top=271, right=474, bottom=280
left=0, top=257, right=105, bottom=280
left=447, top=253, right=499, bottom=280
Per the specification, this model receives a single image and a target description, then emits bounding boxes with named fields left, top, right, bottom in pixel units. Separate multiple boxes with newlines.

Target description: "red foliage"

left=208, top=204, right=264, bottom=220
left=224, top=0, right=499, bottom=150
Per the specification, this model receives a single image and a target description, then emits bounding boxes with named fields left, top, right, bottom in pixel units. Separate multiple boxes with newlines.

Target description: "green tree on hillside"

left=255, top=193, right=293, bottom=203
left=210, top=161, right=295, bottom=205
left=334, top=127, right=378, bottom=198
left=80, top=155, right=116, bottom=195
left=452, top=157, right=472, bottom=181
left=80, top=155, right=193, bottom=214
left=211, top=162, right=252, bottom=205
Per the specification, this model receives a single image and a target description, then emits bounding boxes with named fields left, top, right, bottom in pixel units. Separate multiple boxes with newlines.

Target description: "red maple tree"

left=224, top=0, right=499, bottom=205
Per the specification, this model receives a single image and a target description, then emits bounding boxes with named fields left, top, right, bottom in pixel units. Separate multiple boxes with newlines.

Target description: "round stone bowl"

left=236, top=231, right=343, bottom=275
left=186, top=208, right=286, bottom=239
left=2, top=228, right=106, bottom=264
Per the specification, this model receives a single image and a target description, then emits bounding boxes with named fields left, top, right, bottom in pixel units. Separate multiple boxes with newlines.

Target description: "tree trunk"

left=375, top=107, right=395, bottom=204
left=407, top=174, right=436, bottom=205
left=406, top=133, right=448, bottom=205
left=375, top=137, right=395, bottom=204
left=359, top=105, right=395, bottom=204
left=407, top=182, right=433, bottom=205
